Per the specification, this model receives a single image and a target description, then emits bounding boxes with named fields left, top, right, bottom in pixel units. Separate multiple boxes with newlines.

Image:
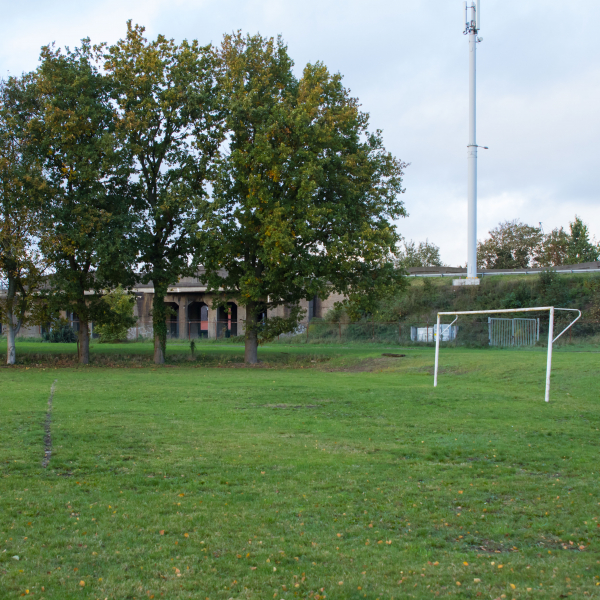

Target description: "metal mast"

left=464, top=1, right=482, bottom=284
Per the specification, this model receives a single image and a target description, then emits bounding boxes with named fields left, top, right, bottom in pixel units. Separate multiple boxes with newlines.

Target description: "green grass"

left=1, top=344, right=599, bottom=599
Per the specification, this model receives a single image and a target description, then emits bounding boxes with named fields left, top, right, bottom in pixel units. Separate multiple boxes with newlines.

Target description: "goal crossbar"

left=433, top=307, right=581, bottom=402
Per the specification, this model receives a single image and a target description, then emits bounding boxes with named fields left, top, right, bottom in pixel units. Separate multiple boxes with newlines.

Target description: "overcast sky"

left=2, top=0, right=599, bottom=266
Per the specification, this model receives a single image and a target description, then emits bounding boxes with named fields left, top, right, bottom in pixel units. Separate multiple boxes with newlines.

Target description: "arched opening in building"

left=188, top=301, right=209, bottom=338
left=165, top=302, right=179, bottom=338
left=217, top=302, right=238, bottom=338
left=307, top=296, right=321, bottom=321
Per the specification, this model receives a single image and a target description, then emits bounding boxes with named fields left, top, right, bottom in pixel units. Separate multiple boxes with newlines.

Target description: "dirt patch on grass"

left=325, top=356, right=407, bottom=372
left=3, top=352, right=333, bottom=369
left=468, top=539, right=517, bottom=554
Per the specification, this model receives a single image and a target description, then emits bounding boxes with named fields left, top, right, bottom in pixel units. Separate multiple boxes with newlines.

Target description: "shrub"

left=95, top=286, right=137, bottom=343
left=42, top=325, right=77, bottom=343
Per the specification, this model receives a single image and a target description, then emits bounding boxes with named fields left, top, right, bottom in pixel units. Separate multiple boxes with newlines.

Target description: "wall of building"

left=3, top=284, right=348, bottom=340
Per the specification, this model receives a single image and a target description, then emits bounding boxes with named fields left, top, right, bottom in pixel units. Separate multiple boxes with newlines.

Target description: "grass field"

left=1, top=343, right=599, bottom=599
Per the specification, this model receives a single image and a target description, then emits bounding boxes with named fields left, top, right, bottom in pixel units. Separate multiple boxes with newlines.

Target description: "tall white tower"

left=459, top=0, right=483, bottom=285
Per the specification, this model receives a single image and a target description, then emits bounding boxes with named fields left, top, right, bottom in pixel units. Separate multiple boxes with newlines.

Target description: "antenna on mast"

left=476, top=0, right=481, bottom=31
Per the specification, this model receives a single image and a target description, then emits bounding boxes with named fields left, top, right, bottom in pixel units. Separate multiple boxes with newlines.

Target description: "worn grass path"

left=1, top=346, right=599, bottom=599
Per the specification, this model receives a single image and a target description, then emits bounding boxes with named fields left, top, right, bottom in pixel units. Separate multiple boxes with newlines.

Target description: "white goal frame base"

left=433, top=307, right=581, bottom=403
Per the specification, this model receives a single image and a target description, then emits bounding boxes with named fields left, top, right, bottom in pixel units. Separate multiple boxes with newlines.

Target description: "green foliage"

left=372, top=272, right=600, bottom=345
left=536, top=226, right=570, bottom=267
left=104, top=22, right=225, bottom=362
left=480, top=216, right=599, bottom=269
left=565, top=216, right=599, bottom=263
left=396, top=238, right=444, bottom=267
left=200, top=33, right=407, bottom=360
left=94, top=286, right=137, bottom=343
left=0, top=77, right=48, bottom=362
left=29, top=40, right=138, bottom=363
left=256, top=305, right=306, bottom=344
left=41, top=323, right=77, bottom=343
left=477, top=220, right=543, bottom=269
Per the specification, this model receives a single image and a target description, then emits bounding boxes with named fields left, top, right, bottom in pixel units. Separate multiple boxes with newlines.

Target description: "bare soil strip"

left=42, top=380, right=57, bottom=468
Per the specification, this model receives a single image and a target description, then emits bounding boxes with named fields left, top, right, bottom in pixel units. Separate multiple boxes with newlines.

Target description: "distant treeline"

left=397, top=217, right=599, bottom=270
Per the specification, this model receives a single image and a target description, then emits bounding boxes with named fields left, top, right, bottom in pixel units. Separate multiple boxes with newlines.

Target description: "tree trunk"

left=244, top=301, right=258, bottom=364
left=152, top=289, right=167, bottom=365
left=78, top=317, right=90, bottom=365
left=5, top=277, right=18, bottom=365
left=6, top=309, right=16, bottom=365
left=154, top=332, right=165, bottom=364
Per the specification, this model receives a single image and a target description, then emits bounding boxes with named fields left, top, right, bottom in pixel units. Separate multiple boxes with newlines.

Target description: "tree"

left=477, top=220, right=543, bottom=269
left=31, top=41, right=138, bottom=364
left=0, top=77, right=47, bottom=364
left=565, top=216, right=599, bottom=264
left=105, top=22, right=224, bottom=364
left=200, top=34, right=407, bottom=363
left=523, top=216, right=598, bottom=267
left=95, top=286, right=137, bottom=342
left=396, top=238, right=444, bottom=268
left=535, top=226, right=569, bottom=267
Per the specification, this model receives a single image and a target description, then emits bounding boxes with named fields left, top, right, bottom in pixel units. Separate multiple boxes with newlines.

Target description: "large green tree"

left=0, top=77, right=47, bottom=364
left=477, top=220, right=543, bottom=270
left=32, top=41, right=137, bottom=364
left=516, top=216, right=598, bottom=268
left=564, top=216, right=599, bottom=264
left=535, top=226, right=570, bottom=267
left=104, top=22, right=224, bottom=364
left=200, top=34, right=406, bottom=364
left=396, top=238, right=445, bottom=268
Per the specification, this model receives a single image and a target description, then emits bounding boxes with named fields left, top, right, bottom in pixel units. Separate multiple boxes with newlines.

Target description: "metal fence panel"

left=488, top=317, right=539, bottom=347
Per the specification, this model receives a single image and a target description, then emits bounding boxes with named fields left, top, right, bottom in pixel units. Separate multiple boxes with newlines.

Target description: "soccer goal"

left=433, top=307, right=581, bottom=402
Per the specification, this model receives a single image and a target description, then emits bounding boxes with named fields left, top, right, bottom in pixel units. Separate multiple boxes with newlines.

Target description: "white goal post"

left=433, top=307, right=581, bottom=403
